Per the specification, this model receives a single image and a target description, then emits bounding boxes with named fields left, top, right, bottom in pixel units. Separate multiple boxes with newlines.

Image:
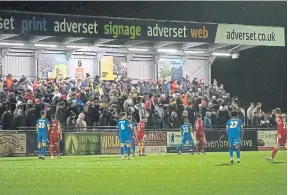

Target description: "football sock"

left=196, top=144, right=199, bottom=153
left=132, top=143, right=136, bottom=153
left=120, top=146, right=124, bottom=156
left=141, top=146, right=145, bottom=154
left=236, top=147, right=240, bottom=159
left=229, top=146, right=233, bottom=158
left=38, top=147, right=41, bottom=156
left=42, top=146, right=46, bottom=156
left=124, top=145, right=127, bottom=153
left=50, top=146, right=54, bottom=156
left=179, top=144, right=183, bottom=153
left=201, top=141, right=205, bottom=152
left=127, top=147, right=131, bottom=156
left=55, top=145, right=60, bottom=156
left=272, top=148, right=278, bottom=159
left=190, top=142, right=194, bottom=151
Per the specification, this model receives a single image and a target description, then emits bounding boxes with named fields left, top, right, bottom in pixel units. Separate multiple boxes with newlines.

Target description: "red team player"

left=265, top=108, right=287, bottom=162
left=49, top=114, right=62, bottom=159
left=194, top=114, right=206, bottom=154
left=137, top=116, right=147, bottom=156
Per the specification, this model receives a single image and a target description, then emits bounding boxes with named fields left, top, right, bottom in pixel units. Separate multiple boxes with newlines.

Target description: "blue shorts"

left=120, top=135, right=131, bottom=144
left=37, top=134, right=47, bottom=143
left=228, top=136, right=240, bottom=146
left=181, top=135, right=193, bottom=144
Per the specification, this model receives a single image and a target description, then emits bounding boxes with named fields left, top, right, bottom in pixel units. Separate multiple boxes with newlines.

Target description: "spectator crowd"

left=0, top=73, right=277, bottom=131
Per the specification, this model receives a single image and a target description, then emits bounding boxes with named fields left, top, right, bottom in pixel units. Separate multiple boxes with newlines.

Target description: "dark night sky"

left=0, top=1, right=286, bottom=111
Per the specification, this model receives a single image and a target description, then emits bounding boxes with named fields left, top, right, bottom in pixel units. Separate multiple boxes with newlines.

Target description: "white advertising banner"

left=215, top=24, right=285, bottom=47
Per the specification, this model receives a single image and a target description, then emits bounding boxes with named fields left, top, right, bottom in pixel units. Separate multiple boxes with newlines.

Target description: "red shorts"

left=49, top=135, right=60, bottom=147
left=136, top=133, right=144, bottom=142
left=196, top=133, right=205, bottom=141
left=276, top=135, right=287, bottom=146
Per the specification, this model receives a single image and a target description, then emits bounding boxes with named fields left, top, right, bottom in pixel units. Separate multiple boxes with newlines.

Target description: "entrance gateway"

left=0, top=10, right=285, bottom=82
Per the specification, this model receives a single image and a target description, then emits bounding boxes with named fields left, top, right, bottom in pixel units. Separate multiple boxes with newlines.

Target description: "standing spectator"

left=204, top=112, right=212, bottom=131
left=186, top=103, right=196, bottom=126
left=247, top=102, right=255, bottom=125
left=5, top=74, right=13, bottom=92
left=76, top=113, right=87, bottom=131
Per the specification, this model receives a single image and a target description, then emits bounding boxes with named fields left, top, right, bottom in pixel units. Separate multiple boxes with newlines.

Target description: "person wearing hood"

left=66, top=111, right=77, bottom=131
left=1, top=106, right=13, bottom=130
left=12, top=108, right=27, bottom=130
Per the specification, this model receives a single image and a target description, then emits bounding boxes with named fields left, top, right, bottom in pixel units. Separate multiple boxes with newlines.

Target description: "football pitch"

left=0, top=151, right=286, bottom=195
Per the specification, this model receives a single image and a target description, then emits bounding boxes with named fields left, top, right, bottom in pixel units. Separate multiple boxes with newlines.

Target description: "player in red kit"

left=49, top=114, right=62, bottom=159
left=265, top=108, right=287, bottom=162
left=137, top=116, right=147, bottom=156
left=194, top=114, right=206, bottom=154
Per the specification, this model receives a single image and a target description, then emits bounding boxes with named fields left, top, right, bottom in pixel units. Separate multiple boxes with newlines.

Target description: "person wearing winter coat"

left=76, top=113, right=87, bottom=131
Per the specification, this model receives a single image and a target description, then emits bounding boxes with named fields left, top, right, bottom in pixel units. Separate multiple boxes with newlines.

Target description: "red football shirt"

left=50, top=120, right=60, bottom=137
left=277, top=116, right=287, bottom=136
left=194, top=119, right=204, bottom=134
left=137, top=121, right=145, bottom=135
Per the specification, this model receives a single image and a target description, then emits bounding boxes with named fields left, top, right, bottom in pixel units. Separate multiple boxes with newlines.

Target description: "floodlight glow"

left=128, top=48, right=149, bottom=52
left=212, top=52, right=231, bottom=56
left=184, top=50, right=204, bottom=54
left=34, top=44, right=57, bottom=47
left=157, top=49, right=178, bottom=53
left=0, top=42, right=25, bottom=46
left=66, top=45, right=88, bottom=49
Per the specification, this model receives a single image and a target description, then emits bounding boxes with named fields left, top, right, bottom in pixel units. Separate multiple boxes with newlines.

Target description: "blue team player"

left=117, top=112, right=132, bottom=160
left=36, top=110, right=50, bottom=160
left=226, top=111, right=244, bottom=164
left=178, top=118, right=195, bottom=155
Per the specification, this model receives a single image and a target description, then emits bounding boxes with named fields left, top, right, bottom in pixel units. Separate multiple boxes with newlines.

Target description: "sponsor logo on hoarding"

left=0, top=11, right=217, bottom=42
left=64, top=133, right=100, bottom=156
left=0, top=134, right=27, bottom=155
left=257, top=130, right=278, bottom=151
left=100, top=133, right=120, bottom=154
left=65, top=134, right=79, bottom=155
left=145, top=146, right=167, bottom=153
left=215, top=24, right=285, bottom=46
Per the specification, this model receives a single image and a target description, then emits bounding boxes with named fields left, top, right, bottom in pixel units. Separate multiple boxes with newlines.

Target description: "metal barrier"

left=0, top=127, right=278, bottom=157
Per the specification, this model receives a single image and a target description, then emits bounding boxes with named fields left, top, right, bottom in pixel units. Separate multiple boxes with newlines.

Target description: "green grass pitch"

left=0, top=151, right=286, bottom=195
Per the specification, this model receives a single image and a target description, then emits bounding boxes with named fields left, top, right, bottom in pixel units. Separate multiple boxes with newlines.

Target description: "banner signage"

left=205, top=130, right=258, bottom=152
left=100, top=132, right=120, bottom=154
left=26, top=132, right=64, bottom=156
left=158, top=59, right=184, bottom=82
left=137, top=131, right=167, bottom=153
left=0, top=10, right=218, bottom=43
left=215, top=24, right=285, bottom=47
left=257, top=130, right=277, bottom=151
left=100, top=131, right=167, bottom=154
left=100, top=56, right=114, bottom=81
left=64, top=133, right=100, bottom=156
left=0, top=133, right=26, bottom=156
left=167, top=131, right=192, bottom=153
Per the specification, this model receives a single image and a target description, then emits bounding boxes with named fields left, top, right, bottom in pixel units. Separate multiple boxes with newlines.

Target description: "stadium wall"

left=68, top=56, right=98, bottom=79
left=128, top=60, right=155, bottom=80
left=2, top=54, right=36, bottom=79
left=0, top=128, right=280, bottom=157
left=183, top=58, right=210, bottom=85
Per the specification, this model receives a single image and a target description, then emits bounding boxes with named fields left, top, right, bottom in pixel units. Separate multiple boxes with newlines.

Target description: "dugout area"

left=0, top=10, right=285, bottom=83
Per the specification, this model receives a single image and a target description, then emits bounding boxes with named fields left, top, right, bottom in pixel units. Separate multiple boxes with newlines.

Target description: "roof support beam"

left=208, top=44, right=229, bottom=52
left=30, top=36, right=53, bottom=42
left=0, top=34, right=18, bottom=41
left=93, top=38, right=114, bottom=46
left=62, top=37, right=85, bottom=44
left=153, top=41, right=175, bottom=49
left=124, top=40, right=148, bottom=46
left=228, top=45, right=256, bottom=53
left=181, top=42, right=204, bottom=50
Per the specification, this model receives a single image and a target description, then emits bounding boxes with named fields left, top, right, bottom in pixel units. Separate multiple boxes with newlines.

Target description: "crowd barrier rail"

left=0, top=126, right=278, bottom=157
